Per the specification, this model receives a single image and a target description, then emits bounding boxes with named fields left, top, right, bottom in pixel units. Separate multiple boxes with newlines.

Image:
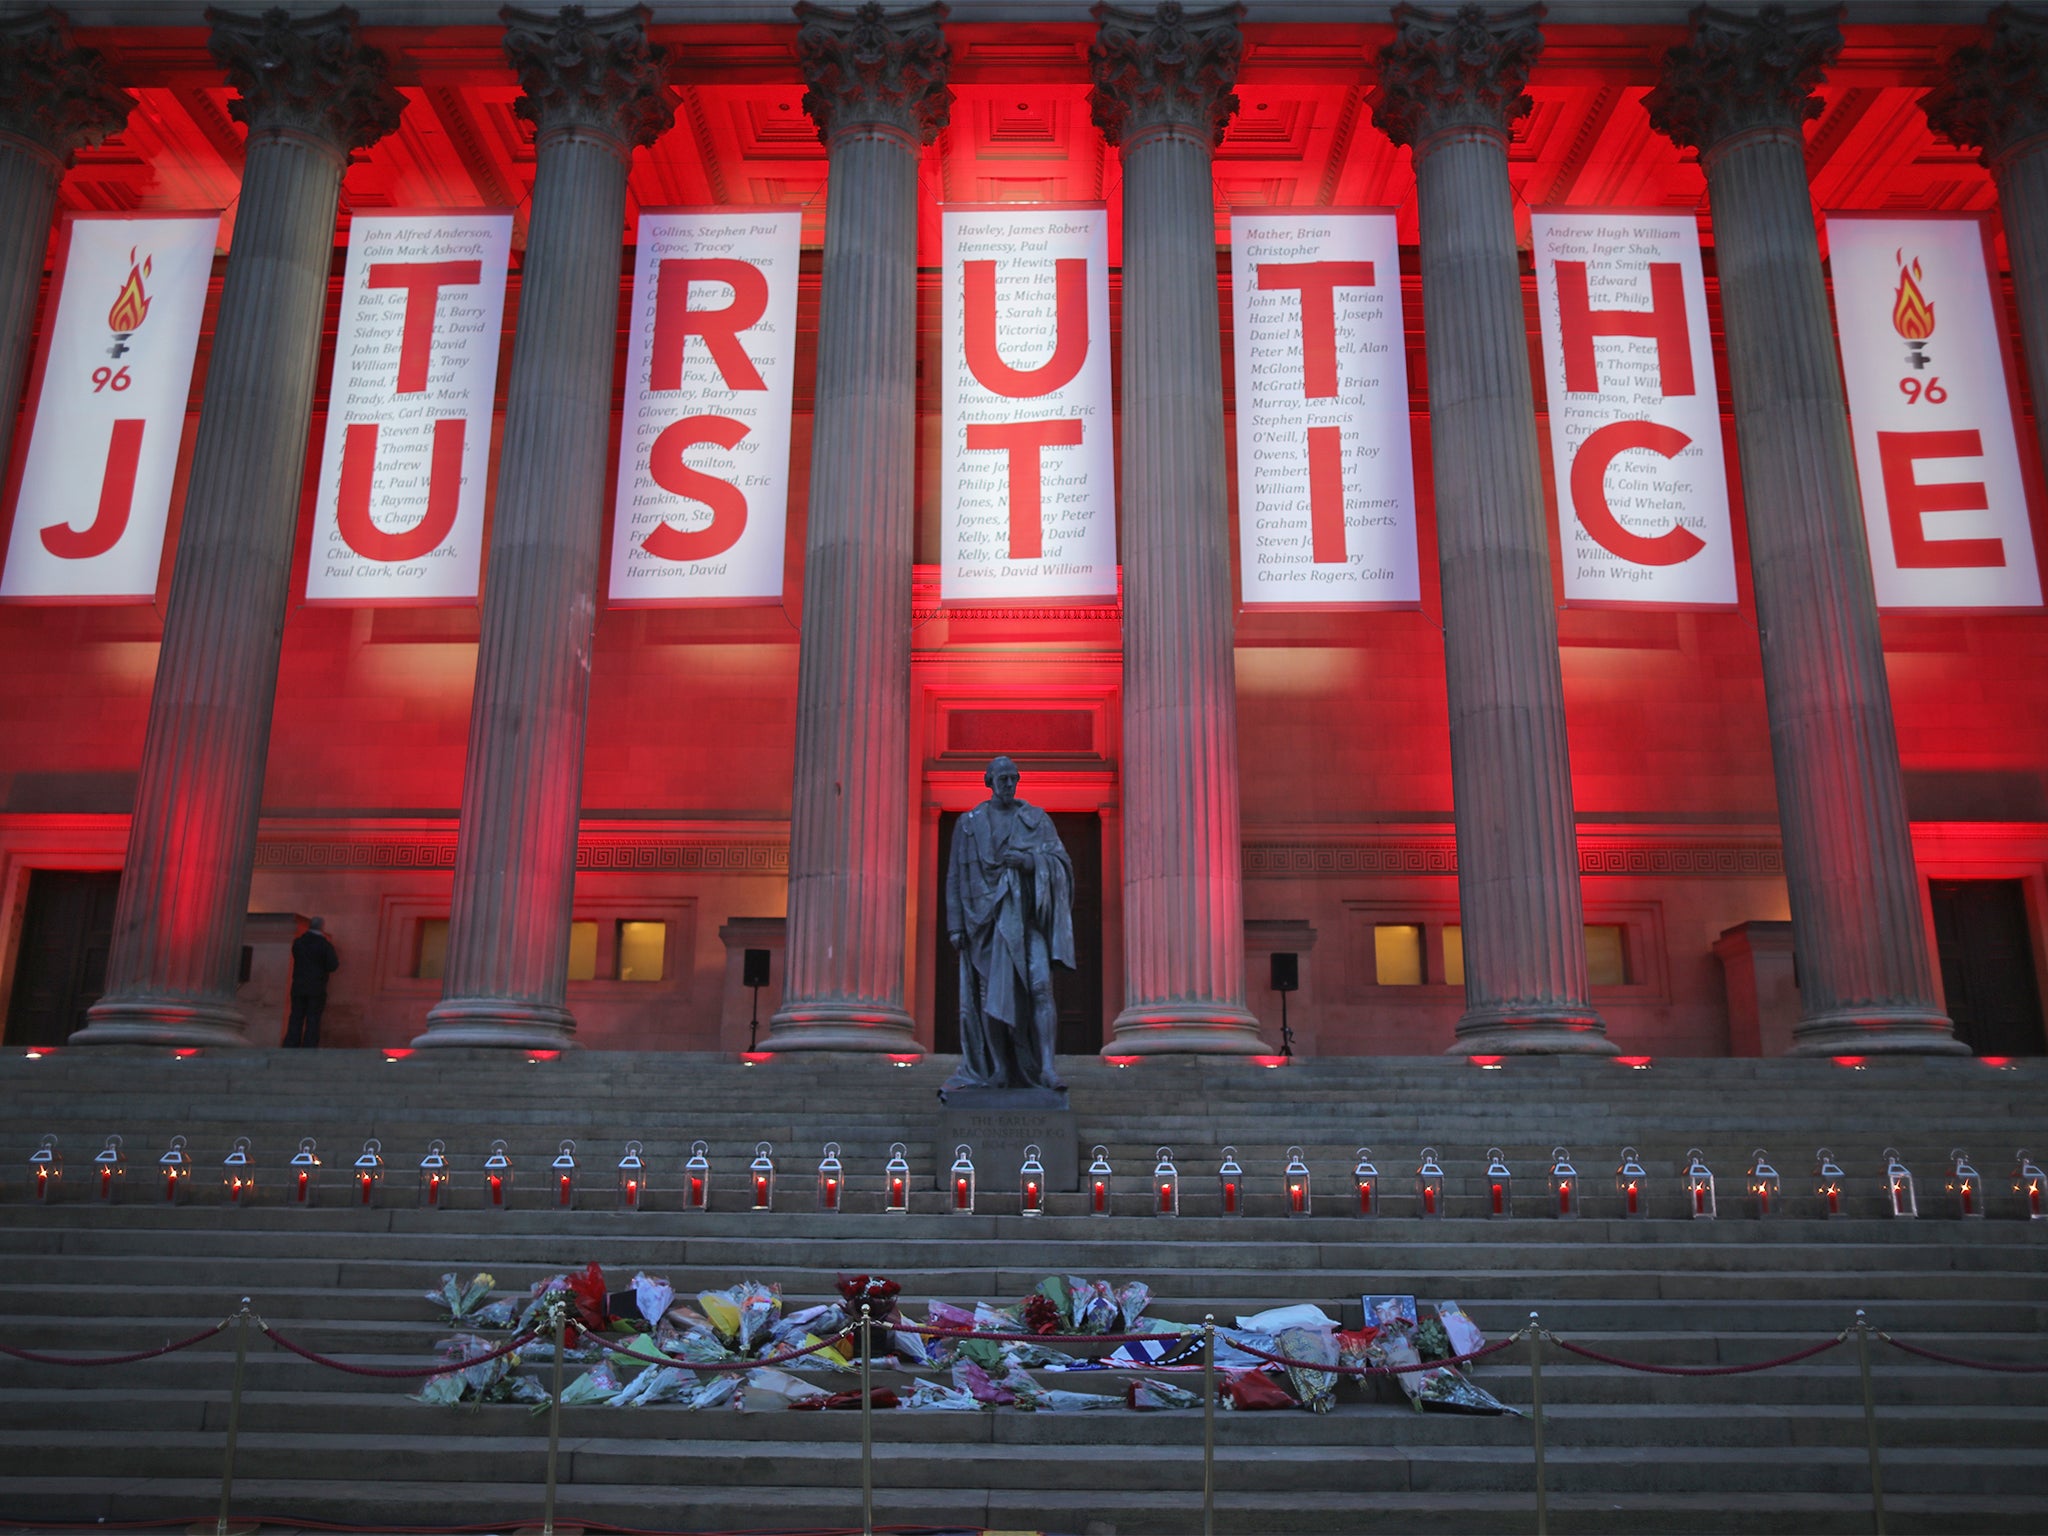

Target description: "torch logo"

left=1892, top=249, right=1935, bottom=372
left=106, top=247, right=151, bottom=359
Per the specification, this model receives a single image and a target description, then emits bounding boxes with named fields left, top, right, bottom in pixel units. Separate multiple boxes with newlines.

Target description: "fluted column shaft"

left=1993, top=141, right=2048, bottom=486
left=1091, top=1, right=1261, bottom=1054
left=0, top=13, right=131, bottom=523
left=769, top=1, right=950, bottom=1052
left=80, top=10, right=398, bottom=1047
left=0, top=138, right=62, bottom=482
left=421, top=5, right=671, bottom=1048
left=1377, top=4, right=1607, bottom=1054
left=1649, top=7, right=1958, bottom=1054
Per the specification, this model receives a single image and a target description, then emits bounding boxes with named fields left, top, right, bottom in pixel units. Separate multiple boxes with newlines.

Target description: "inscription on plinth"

left=936, top=1087, right=1077, bottom=1192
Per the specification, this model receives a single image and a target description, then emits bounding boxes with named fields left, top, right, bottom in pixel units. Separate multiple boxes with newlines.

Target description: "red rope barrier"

left=1545, top=1332, right=1846, bottom=1376
left=260, top=1323, right=539, bottom=1379
left=583, top=1327, right=861, bottom=1374
left=893, top=1320, right=1175, bottom=1346
left=1225, top=1334, right=1522, bottom=1378
left=0, top=1319, right=228, bottom=1367
left=1877, top=1333, right=2048, bottom=1374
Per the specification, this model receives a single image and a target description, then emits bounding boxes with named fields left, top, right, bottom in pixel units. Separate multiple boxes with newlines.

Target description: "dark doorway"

left=934, top=809, right=1103, bottom=1057
left=6, top=870, right=121, bottom=1046
left=1930, top=879, right=2046, bottom=1056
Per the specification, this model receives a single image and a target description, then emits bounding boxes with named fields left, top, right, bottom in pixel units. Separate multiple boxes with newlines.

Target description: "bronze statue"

left=944, top=755, right=1074, bottom=1093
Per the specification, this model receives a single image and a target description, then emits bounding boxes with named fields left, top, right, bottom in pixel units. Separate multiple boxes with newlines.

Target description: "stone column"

left=766, top=2, right=950, bottom=1054
left=1647, top=6, right=1961, bottom=1055
left=1376, top=4, right=1610, bottom=1055
left=1925, top=8, right=2048, bottom=502
left=1092, top=1, right=1263, bottom=1056
left=418, top=6, right=672, bottom=1050
left=0, top=12, right=130, bottom=488
left=77, top=10, right=400, bottom=1047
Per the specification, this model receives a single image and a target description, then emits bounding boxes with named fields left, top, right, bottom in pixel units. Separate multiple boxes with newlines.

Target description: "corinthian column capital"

left=1922, top=6, right=2048, bottom=170
left=1372, top=3, right=1543, bottom=151
left=502, top=4, right=673, bottom=155
left=1088, top=1, right=1242, bottom=150
left=207, top=5, right=402, bottom=156
left=0, top=10, right=131, bottom=169
left=795, top=1, right=951, bottom=148
left=1645, top=3, right=1842, bottom=158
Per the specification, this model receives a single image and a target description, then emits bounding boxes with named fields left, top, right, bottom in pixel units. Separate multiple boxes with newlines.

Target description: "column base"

left=415, top=998, right=580, bottom=1051
left=1105, top=1002, right=1268, bottom=1056
left=1789, top=1007, right=1969, bottom=1057
left=1452, top=1004, right=1618, bottom=1056
left=764, top=1000, right=920, bottom=1054
left=72, top=995, right=252, bottom=1048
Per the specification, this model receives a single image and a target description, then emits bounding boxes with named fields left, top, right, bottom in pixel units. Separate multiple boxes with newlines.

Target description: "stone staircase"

left=1, top=1047, right=2045, bottom=1534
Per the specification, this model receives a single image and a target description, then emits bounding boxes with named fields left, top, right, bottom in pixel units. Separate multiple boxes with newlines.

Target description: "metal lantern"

left=483, top=1139, right=513, bottom=1209
left=288, top=1137, right=320, bottom=1206
left=1948, top=1148, right=1984, bottom=1219
left=1485, top=1147, right=1512, bottom=1218
left=616, top=1141, right=647, bottom=1211
left=1684, top=1148, right=1716, bottom=1219
left=93, top=1135, right=124, bottom=1203
left=1747, top=1149, right=1781, bottom=1218
left=224, top=1137, right=257, bottom=1205
left=159, top=1135, right=190, bottom=1205
left=419, top=1139, right=450, bottom=1209
left=1353, top=1148, right=1379, bottom=1217
left=1284, top=1146, right=1312, bottom=1216
left=1615, top=1146, right=1648, bottom=1219
left=29, top=1135, right=60, bottom=1203
left=1020, top=1144, right=1046, bottom=1216
left=950, top=1144, right=976, bottom=1214
left=1548, top=1147, right=1579, bottom=1219
left=750, top=1141, right=776, bottom=1210
left=1153, top=1147, right=1180, bottom=1216
left=1087, top=1145, right=1113, bottom=1216
left=1883, top=1147, right=1917, bottom=1219
left=552, top=1140, right=578, bottom=1210
left=1218, top=1146, right=1244, bottom=1217
left=885, top=1142, right=910, bottom=1214
left=1814, top=1148, right=1847, bottom=1219
left=816, top=1142, right=843, bottom=1213
left=684, top=1140, right=711, bottom=1211
left=2015, top=1150, right=2045, bottom=1221
left=1415, top=1147, right=1445, bottom=1219
left=354, top=1139, right=384, bottom=1207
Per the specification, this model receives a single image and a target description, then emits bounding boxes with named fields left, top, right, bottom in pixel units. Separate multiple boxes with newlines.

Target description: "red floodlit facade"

left=0, top=3, right=2045, bottom=1062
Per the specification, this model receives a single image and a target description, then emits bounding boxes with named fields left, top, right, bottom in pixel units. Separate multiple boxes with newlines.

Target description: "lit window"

left=568, top=921, right=599, bottom=982
left=1443, top=925, right=1464, bottom=988
left=1374, top=924, right=1425, bottom=986
left=415, top=919, right=449, bottom=980
left=1586, top=924, right=1629, bottom=987
left=618, top=921, right=666, bottom=982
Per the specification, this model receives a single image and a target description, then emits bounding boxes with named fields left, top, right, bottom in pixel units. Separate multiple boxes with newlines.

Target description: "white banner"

left=941, top=204, right=1116, bottom=603
left=1231, top=210, right=1419, bottom=608
left=1532, top=210, right=1736, bottom=607
left=304, top=212, right=510, bottom=605
left=1, top=213, right=216, bottom=602
left=609, top=208, right=800, bottom=606
left=1828, top=214, right=2044, bottom=609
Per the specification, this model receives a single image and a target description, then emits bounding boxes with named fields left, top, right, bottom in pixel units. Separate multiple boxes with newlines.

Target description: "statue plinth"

left=935, top=1087, right=1077, bottom=1193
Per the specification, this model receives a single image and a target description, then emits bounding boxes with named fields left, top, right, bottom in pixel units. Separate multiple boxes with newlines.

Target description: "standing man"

left=944, top=756, right=1075, bottom=1094
left=284, top=917, right=339, bottom=1049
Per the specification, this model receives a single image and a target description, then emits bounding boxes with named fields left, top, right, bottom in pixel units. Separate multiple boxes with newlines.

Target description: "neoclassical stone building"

left=0, top=1, right=2044, bottom=1065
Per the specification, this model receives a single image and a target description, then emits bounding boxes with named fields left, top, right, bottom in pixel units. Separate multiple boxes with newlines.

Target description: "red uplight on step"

left=23, top=1048, right=50, bottom=1060
left=741, top=1051, right=774, bottom=1065
left=1832, top=1056, right=1867, bottom=1069
left=1105, top=1055, right=1140, bottom=1067
left=1616, top=1056, right=1653, bottom=1069
left=172, top=1048, right=201, bottom=1058
left=1252, top=1055, right=1288, bottom=1068
left=1469, top=1055, right=1505, bottom=1069
left=888, top=1054, right=920, bottom=1066
left=1979, top=1056, right=2015, bottom=1069
left=382, top=1048, right=413, bottom=1062
left=526, top=1050, right=560, bottom=1063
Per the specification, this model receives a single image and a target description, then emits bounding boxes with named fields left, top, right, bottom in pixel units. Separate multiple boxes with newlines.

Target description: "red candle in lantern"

left=295, top=1170, right=308, bottom=1203
left=954, top=1176, right=969, bottom=1209
left=1422, top=1185, right=1437, bottom=1215
left=1289, top=1182, right=1305, bottom=1213
left=691, top=1175, right=706, bottom=1206
left=1491, top=1182, right=1504, bottom=1215
left=164, top=1169, right=178, bottom=1202
left=1826, top=1185, right=1840, bottom=1215
left=1159, top=1184, right=1172, bottom=1213
left=824, top=1177, right=839, bottom=1210
left=1625, top=1181, right=1639, bottom=1215
left=1091, top=1178, right=1108, bottom=1213
left=1557, top=1183, right=1572, bottom=1216
left=1961, top=1182, right=1975, bottom=1216
left=36, top=1167, right=50, bottom=1200
left=1694, top=1184, right=1706, bottom=1214
left=754, top=1175, right=769, bottom=1206
left=1222, top=1181, right=1238, bottom=1213
left=489, top=1173, right=504, bottom=1207
left=100, top=1167, right=112, bottom=1199
left=2029, top=1180, right=2042, bottom=1217
left=359, top=1173, right=374, bottom=1205
left=427, top=1174, right=444, bottom=1207
left=889, top=1176, right=904, bottom=1206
